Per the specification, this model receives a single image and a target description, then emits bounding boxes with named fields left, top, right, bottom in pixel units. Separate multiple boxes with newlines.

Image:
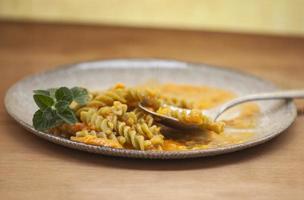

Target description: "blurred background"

left=0, top=0, right=303, bottom=36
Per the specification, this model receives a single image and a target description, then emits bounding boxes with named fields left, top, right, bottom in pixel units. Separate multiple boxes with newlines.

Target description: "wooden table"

left=1, top=21, right=304, bottom=200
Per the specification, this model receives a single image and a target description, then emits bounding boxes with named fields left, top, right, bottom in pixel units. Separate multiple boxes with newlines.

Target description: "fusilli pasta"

left=52, top=83, right=225, bottom=151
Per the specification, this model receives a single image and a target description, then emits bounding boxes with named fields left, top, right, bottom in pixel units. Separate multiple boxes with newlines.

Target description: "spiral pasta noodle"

left=79, top=108, right=115, bottom=134
left=133, top=108, right=154, bottom=127
left=87, top=89, right=127, bottom=108
left=156, top=106, right=224, bottom=133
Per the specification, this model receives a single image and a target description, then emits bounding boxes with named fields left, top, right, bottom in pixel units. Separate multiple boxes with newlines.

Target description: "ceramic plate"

left=4, top=59, right=297, bottom=159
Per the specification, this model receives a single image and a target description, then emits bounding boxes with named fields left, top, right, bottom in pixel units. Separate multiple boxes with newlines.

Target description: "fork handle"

left=214, top=90, right=304, bottom=120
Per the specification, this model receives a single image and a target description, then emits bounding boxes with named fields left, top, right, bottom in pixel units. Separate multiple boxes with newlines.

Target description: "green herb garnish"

left=32, top=87, right=89, bottom=131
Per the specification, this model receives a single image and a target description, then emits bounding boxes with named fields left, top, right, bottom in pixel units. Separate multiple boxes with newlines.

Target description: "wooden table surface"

left=1, top=21, right=304, bottom=200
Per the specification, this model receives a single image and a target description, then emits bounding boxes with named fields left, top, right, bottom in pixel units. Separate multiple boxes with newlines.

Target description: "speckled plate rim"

left=4, top=58, right=297, bottom=159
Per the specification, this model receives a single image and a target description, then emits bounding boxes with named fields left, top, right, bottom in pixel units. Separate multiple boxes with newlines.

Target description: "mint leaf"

left=48, top=88, right=57, bottom=99
left=33, top=94, right=54, bottom=110
left=32, top=86, right=89, bottom=131
left=33, top=90, right=50, bottom=96
left=55, top=87, right=73, bottom=103
left=33, top=108, right=62, bottom=131
left=71, top=87, right=89, bottom=105
left=33, top=110, right=44, bottom=130
left=57, top=108, right=78, bottom=124
left=55, top=101, right=69, bottom=111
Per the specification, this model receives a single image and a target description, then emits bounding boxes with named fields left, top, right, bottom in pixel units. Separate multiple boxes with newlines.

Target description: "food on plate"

left=32, top=83, right=259, bottom=151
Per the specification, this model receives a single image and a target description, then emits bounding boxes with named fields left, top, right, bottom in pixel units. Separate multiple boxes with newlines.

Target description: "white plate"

left=4, top=59, right=297, bottom=159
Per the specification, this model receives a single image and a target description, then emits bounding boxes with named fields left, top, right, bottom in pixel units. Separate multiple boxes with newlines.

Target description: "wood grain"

left=0, top=21, right=304, bottom=200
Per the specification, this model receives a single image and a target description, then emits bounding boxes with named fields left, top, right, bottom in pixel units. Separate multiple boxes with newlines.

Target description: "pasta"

left=72, top=97, right=164, bottom=150
left=156, top=106, right=224, bottom=133
left=49, top=83, right=259, bottom=151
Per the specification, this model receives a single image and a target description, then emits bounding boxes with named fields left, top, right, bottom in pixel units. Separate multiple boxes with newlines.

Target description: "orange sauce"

left=153, top=83, right=260, bottom=150
left=71, top=135, right=123, bottom=148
